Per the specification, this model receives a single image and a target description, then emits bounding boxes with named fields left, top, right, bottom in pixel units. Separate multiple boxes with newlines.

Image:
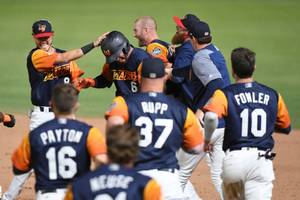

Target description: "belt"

left=39, top=188, right=66, bottom=194
left=158, top=168, right=176, bottom=173
left=40, top=189, right=57, bottom=194
left=227, top=147, right=267, bottom=152
left=33, top=106, right=53, bottom=112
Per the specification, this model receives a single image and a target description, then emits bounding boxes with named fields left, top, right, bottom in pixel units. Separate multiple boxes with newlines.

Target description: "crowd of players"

left=1, top=13, right=291, bottom=200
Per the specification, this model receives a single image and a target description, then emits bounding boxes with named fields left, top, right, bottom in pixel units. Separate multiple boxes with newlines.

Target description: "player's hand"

left=165, top=67, right=173, bottom=80
left=75, top=77, right=96, bottom=90
left=94, top=32, right=110, bottom=47
left=196, top=109, right=205, bottom=127
left=3, top=114, right=16, bottom=128
left=204, top=140, right=213, bottom=152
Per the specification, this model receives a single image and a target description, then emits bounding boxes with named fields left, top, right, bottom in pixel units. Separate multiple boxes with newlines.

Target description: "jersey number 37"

left=135, top=116, right=173, bottom=148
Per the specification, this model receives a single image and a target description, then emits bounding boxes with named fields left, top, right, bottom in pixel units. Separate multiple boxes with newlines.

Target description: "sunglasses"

left=188, top=32, right=194, bottom=39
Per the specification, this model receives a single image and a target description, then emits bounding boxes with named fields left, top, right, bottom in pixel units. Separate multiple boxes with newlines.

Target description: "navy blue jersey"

left=95, top=47, right=150, bottom=96
left=106, top=92, right=203, bottom=172
left=27, top=118, right=99, bottom=191
left=204, top=82, right=291, bottom=151
left=27, top=48, right=72, bottom=106
left=169, top=41, right=196, bottom=108
left=68, top=164, right=158, bottom=200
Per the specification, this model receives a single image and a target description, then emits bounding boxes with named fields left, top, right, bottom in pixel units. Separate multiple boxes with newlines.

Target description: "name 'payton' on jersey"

left=40, top=129, right=83, bottom=145
left=234, top=92, right=270, bottom=106
left=90, top=175, right=134, bottom=192
left=141, top=101, right=168, bottom=114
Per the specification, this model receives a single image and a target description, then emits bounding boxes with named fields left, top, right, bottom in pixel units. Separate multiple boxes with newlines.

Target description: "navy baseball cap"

left=141, top=58, right=165, bottom=79
left=172, top=14, right=200, bottom=29
left=32, top=19, right=54, bottom=38
left=183, top=20, right=211, bottom=40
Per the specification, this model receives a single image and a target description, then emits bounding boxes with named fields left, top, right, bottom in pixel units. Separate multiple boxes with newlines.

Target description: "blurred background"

left=0, top=0, right=299, bottom=127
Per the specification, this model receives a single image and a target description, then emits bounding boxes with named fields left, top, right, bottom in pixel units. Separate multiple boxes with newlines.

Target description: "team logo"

left=152, top=47, right=161, bottom=55
left=38, top=24, right=46, bottom=32
left=103, top=50, right=111, bottom=57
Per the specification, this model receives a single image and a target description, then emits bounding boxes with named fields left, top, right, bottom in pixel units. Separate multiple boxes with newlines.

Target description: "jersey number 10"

left=240, top=108, right=267, bottom=137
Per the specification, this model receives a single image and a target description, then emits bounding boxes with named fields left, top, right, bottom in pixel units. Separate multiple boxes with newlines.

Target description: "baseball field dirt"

left=1, top=114, right=299, bottom=199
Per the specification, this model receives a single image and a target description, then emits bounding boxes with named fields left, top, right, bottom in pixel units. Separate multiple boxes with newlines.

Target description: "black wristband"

left=81, top=42, right=94, bottom=54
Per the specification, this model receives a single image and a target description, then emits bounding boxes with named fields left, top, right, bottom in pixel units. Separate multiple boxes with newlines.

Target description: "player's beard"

left=138, top=39, right=146, bottom=47
left=171, top=33, right=184, bottom=45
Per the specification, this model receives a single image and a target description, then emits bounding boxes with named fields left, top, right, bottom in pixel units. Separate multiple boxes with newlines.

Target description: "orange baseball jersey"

left=12, top=118, right=106, bottom=191
left=64, top=164, right=161, bottom=200
left=105, top=92, right=204, bottom=171
left=27, top=48, right=84, bottom=106
left=146, top=39, right=172, bottom=64
left=203, top=82, right=291, bottom=151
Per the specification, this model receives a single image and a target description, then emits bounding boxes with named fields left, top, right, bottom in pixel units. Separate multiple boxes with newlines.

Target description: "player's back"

left=222, top=81, right=284, bottom=151
left=124, top=92, right=188, bottom=170
left=29, top=118, right=93, bottom=191
left=70, top=164, right=154, bottom=200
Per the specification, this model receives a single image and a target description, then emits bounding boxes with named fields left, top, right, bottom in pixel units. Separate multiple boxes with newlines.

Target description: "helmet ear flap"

left=122, top=41, right=130, bottom=55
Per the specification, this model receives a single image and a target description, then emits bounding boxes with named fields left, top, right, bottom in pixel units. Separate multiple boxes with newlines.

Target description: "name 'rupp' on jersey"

left=90, top=174, right=134, bottom=192
left=40, top=128, right=83, bottom=145
left=141, top=101, right=168, bottom=114
left=234, top=92, right=270, bottom=106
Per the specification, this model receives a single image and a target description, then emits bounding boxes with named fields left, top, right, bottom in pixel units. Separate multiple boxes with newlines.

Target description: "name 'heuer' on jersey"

left=90, top=174, right=134, bottom=192
left=234, top=91, right=270, bottom=106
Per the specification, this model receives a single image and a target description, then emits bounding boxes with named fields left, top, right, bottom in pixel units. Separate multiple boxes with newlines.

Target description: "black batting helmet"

left=101, top=31, right=130, bottom=64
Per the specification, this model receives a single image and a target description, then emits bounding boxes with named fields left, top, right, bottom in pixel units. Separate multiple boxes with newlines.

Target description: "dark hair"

left=197, top=36, right=212, bottom=44
left=231, top=47, right=256, bottom=78
left=106, top=125, right=140, bottom=165
left=188, top=32, right=212, bottom=44
left=52, top=84, right=79, bottom=114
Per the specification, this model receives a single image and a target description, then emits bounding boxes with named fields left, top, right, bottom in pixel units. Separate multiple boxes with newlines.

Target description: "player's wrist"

left=81, top=42, right=95, bottom=54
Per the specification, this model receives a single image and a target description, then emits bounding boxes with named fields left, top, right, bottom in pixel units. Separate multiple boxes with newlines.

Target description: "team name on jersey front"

left=90, top=174, right=134, bottom=192
left=112, top=70, right=138, bottom=81
left=40, top=128, right=83, bottom=145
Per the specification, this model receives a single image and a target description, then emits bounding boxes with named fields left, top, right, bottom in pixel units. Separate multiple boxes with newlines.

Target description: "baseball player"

left=105, top=58, right=204, bottom=200
left=2, top=19, right=106, bottom=200
left=168, top=16, right=231, bottom=199
left=9, top=84, right=107, bottom=200
left=64, top=125, right=162, bottom=200
left=133, top=16, right=173, bottom=67
left=167, top=14, right=206, bottom=200
left=77, top=31, right=151, bottom=96
left=203, top=47, right=291, bottom=199
left=0, top=112, right=15, bottom=128
left=165, top=14, right=198, bottom=106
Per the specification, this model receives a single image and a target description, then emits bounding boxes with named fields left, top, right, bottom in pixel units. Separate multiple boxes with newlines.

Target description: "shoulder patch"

left=152, top=47, right=162, bottom=55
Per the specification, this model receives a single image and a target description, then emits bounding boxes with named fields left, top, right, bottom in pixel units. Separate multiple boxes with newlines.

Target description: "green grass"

left=0, top=0, right=299, bottom=127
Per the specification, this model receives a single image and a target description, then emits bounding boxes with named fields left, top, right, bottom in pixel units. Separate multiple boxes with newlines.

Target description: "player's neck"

left=235, top=77, right=254, bottom=83
left=140, top=79, right=164, bottom=93
left=195, top=43, right=210, bottom=50
left=55, top=113, right=76, bottom=120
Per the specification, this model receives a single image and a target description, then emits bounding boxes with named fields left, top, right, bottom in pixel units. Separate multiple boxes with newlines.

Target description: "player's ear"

left=74, top=102, right=80, bottom=112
